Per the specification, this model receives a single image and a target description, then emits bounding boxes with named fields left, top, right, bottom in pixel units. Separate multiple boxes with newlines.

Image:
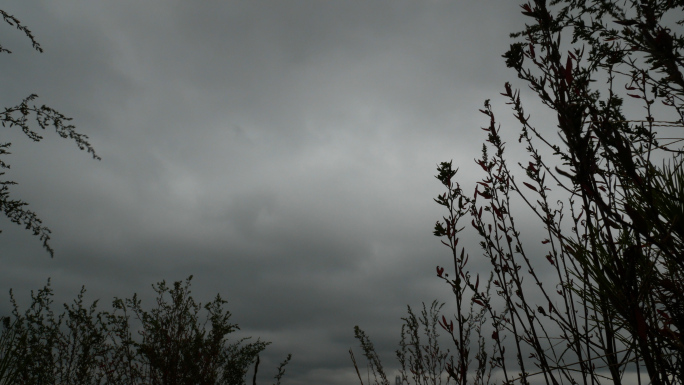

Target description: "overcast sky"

left=0, top=2, right=534, bottom=384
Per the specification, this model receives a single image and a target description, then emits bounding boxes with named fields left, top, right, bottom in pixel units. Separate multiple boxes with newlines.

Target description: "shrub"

left=353, top=1, right=684, bottom=384
left=0, top=276, right=290, bottom=384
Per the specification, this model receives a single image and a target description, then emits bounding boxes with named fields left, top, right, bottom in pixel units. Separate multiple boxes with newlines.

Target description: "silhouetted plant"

left=0, top=317, right=22, bottom=384
left=353, top=1, right=683, bottom=384
left=0, top=8, right=99, bottom=257
left=353, top=301, right=460, bottom=385
left=0, top=276, right=289, bottom=384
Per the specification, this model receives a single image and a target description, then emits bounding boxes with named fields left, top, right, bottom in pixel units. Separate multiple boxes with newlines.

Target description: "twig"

left=349, top=349, right=365, bottom=385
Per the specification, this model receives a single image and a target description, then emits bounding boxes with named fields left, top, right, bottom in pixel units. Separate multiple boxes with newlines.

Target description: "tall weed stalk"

left=353, top=1, right=683, bottom=383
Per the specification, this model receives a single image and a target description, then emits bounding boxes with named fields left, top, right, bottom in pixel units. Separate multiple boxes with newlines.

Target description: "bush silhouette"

left=353, top=1, right=684, bottom=384
left=0, top=276, right=290, bottom=385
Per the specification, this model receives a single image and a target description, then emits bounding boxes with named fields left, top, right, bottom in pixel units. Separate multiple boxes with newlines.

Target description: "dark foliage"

left=0, top=276, right=290, bottom=385
left=1, top=9, right=99, bottom=257
left=353, top=1, right=684, bottom=384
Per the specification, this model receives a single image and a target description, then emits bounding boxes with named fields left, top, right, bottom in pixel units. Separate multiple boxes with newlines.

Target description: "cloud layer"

left=0, top=2, right=534, bottom=383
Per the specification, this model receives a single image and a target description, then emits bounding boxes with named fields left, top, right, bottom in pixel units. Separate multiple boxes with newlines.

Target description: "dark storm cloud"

left=0, top=2, right=534, bottom=383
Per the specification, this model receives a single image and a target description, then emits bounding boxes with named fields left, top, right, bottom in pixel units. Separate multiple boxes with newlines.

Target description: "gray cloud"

left=0, top=2, right=537, bottom=383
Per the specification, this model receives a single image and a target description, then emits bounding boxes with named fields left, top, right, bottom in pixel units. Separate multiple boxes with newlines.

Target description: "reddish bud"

left=546, top=254, right=555, bottom=266
left=523, top=182, right=538, bottom=192
left=565, top=56, right=573, bottom=85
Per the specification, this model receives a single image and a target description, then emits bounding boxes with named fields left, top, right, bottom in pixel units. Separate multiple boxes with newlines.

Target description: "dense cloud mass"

left=0, top=2, right=534, bottom=383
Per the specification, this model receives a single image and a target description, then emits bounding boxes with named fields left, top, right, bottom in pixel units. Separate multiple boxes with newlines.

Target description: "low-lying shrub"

left=0, top=276, right=290, bottom=385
